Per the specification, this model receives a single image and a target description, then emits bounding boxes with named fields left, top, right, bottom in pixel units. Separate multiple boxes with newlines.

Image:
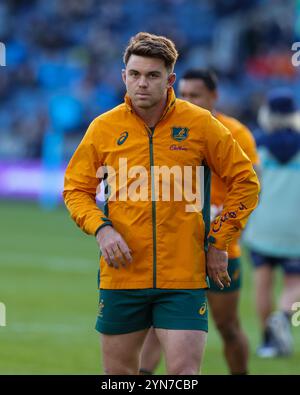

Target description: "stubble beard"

left=133, top=96, right=156, bottom=110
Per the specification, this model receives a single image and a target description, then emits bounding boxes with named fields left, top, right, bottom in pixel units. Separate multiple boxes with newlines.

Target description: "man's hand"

left=207, top=245, right=231, bottom=290
left=96, top=226, right=132, bottom=269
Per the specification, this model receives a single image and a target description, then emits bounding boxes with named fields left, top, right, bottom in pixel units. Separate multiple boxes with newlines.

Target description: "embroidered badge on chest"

left=171, top=127, right=189, bottom=142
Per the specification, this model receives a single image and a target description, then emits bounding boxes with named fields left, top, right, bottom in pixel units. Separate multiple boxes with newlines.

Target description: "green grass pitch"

left=0, top=201, right=299, bottom=374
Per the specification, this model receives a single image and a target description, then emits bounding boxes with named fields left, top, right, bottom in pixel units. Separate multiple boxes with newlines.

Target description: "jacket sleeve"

left=236, top=124, right=260, bottom=166
left=63, top=119, right=112, bottom=236
left=203, top=114, right=260, bottom=250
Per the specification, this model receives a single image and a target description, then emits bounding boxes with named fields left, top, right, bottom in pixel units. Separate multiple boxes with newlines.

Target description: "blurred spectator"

left=244, top=89, right=300, bottom=358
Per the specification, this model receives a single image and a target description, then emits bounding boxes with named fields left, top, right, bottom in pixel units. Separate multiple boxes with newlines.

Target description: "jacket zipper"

left=131, top=103, right=173, bottom=289
left=148, top=130, right=157, bottom=289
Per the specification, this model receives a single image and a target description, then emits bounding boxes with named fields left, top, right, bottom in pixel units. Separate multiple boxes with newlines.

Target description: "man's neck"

left=133, top=95, right=168, bottom=128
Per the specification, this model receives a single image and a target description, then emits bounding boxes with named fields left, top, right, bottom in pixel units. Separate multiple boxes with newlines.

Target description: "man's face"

left=122, top=55, right=176, bottom=110
left=178, top=78, right=217, bottom=112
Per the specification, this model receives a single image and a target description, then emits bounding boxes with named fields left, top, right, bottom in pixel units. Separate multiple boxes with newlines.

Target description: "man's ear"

left=167, top=73, right=176, bottom=88
left=122, top=69, right=126, bottom=85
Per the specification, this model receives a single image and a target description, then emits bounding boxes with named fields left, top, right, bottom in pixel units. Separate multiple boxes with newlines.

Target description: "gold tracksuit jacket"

left=63, top=88, right=260, bottom=289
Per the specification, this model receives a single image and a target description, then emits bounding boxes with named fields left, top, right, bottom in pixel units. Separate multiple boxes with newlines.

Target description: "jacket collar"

left=124, top=87, right=176, bottom=122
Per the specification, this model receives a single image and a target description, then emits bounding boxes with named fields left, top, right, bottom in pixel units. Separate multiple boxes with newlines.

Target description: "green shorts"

left=95, top=288, right=208, bottom=335
left=208, top=257, right=242, bottom=293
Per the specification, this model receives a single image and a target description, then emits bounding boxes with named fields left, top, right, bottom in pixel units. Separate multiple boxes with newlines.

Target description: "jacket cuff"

left=207, top=235, right=228, bottom=251
left=95, top=218, right=113, bottom=236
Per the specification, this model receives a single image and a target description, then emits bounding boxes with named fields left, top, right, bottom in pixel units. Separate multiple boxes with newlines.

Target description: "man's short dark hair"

left=181, top=69, right=218, bottom=91
left=123, top=32, right=178, bottom=72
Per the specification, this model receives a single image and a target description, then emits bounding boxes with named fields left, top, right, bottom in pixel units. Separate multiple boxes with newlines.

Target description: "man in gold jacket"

left=63, top=32, right=260, bottom=375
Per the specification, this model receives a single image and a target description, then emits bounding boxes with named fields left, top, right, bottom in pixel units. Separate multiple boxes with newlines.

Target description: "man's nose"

left=138, top=76, right=148, bottom=88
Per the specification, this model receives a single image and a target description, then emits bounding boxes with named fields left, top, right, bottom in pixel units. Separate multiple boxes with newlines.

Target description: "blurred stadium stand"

left=0, top=0, right=298, bottom=202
